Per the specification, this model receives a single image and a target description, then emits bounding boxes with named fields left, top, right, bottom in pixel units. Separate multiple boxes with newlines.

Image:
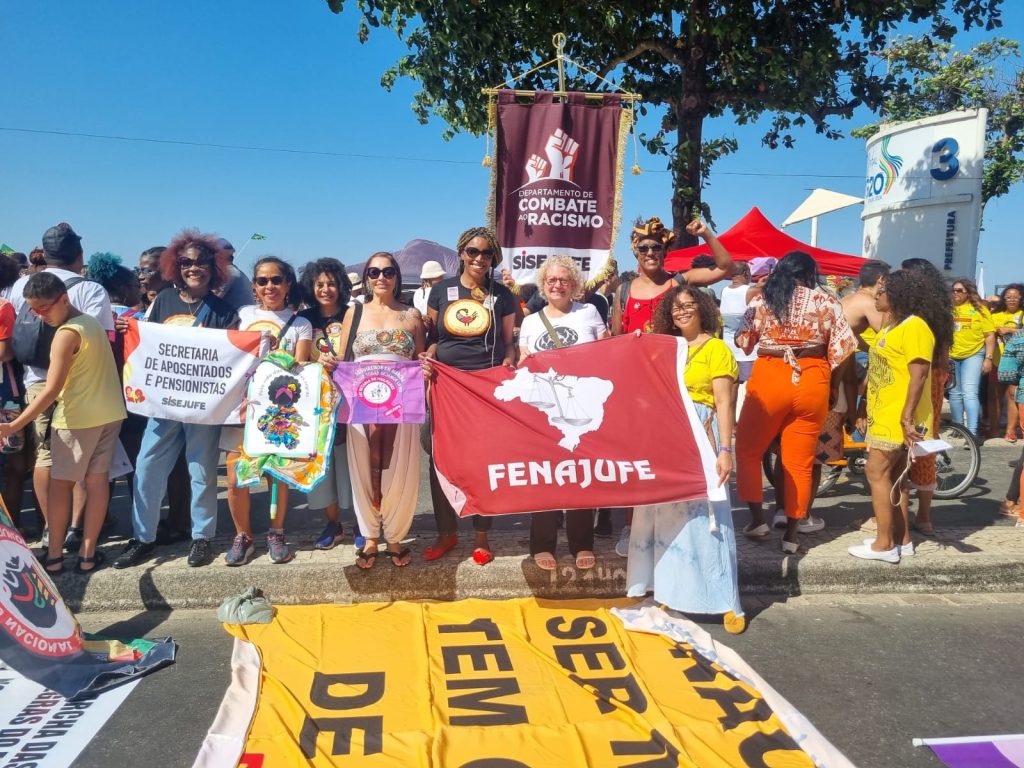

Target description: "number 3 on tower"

left=930, top=137, right=960, bottom=181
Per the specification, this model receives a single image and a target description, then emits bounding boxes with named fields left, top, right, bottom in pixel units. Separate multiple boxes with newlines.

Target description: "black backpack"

left=13, top=276, right=86, bottom=369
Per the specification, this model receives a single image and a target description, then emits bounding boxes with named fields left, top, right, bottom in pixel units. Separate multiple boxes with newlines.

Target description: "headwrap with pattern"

left=631, top=217, right=677, bottom=246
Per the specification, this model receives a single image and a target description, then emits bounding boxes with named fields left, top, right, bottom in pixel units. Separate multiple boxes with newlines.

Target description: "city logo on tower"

left=865, top=136, right=904, bottom=199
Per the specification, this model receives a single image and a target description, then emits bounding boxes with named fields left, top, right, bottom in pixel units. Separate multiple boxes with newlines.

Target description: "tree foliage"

left=326, top=0, right=1003, bottom=242
left=852, top=36, right=1024, bottom=205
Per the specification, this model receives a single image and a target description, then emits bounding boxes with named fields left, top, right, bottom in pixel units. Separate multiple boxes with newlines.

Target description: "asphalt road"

left=71, top=593, right=1024, bottom=768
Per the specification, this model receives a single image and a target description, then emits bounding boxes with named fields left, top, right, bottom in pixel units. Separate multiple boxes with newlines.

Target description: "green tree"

left=326, top=1, right=1003, bottom=243
left=852, top=36, right=1024, bottom=208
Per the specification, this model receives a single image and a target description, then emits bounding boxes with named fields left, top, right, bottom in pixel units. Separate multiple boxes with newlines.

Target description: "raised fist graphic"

left=546, top=128, right=579, bottom=181
left=526, top=154, right=549, bottom=182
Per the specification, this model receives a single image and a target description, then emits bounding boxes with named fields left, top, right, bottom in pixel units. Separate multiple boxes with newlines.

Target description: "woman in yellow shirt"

left=626, top=286, right=744, bottom=633
left=990, top=284, right=1024, bottom=441
left=948, top=278, right=995, bottom=440
left=851, top=268, right=952, bottom=564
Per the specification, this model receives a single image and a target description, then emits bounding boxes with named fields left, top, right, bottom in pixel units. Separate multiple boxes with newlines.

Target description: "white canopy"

left=781, top=188, right=863, bottom=228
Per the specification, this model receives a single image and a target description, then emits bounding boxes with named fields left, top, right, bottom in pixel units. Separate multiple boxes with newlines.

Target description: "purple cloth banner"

left=923, top=736, right=1024, bottom=768
left=333, top=360, right=426, bottom=424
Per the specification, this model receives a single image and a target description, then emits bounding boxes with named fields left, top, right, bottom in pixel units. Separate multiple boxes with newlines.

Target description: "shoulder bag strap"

left=273, top=311, right=298, bottom=348
left=537, top=308, right=565, bottom=349
left=191, top=302, right=212, bottom=328
left=343, top=303, right=363, bottom=362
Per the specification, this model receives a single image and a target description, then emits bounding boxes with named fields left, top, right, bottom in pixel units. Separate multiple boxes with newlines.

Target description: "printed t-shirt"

left=427, top=276, right=516, bottom=371
left=518, top=302, right=607, bottom=355
left=990, top=309, right=1023, bottom=364
left=52, top=314, right=127, bottom=430
left=950, top=303, right=994, bottom=360
left=299, top=306, right=347, bottom=361
left=11, top=267, right=114, bottom=387
left=526, top=292, right=611, bottom=325
left=237, top=305, right=313, bottom=356
left=147, top=288, right=239, bottom=329
left=866, top=315, right=935, bottom=450
left=684, top=338, right=739, bottom=407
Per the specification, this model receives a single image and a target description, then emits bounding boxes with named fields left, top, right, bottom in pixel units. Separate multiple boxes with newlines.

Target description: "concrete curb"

left=47, top=526, right=1024, bottom=612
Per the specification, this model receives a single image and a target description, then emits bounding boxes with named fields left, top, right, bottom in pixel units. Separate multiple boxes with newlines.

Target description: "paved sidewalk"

left=22, top=439, right=1024, bottom=611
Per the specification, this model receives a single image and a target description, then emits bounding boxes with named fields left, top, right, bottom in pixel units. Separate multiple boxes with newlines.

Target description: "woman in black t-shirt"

left=297, top=258, right=358, bottom=552
left=422, top=226, right=516, bottom=565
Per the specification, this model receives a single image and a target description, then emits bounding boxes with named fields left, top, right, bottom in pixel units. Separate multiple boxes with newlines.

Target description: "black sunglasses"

left=255, top=275, right=285, bottom=286
left=178, top=257, right=212, bottom=269
left=367, top=266, right=397, bottom=280
left=462, top=246, right=495, bottom=261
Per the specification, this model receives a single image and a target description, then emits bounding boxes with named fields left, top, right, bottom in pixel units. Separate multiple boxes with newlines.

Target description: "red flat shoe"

left=472, top=547, right=494, bottom=566
left=424, top=534, right=458, bottom=562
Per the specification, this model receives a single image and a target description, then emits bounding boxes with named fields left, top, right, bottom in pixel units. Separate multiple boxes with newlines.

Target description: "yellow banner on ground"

left=195, top=599, right=847, bottom=768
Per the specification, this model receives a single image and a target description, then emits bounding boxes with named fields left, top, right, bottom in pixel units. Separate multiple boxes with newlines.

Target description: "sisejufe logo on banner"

left=493, top=90, right=627, bottom=284
left=333, top=360, right=426, bottom=424
left=430, top=334, right=723, bottom=516
left=122, top=319, right=267, bottom=425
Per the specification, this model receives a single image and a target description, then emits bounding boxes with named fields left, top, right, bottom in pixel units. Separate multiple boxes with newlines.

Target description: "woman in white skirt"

left=626, top=285, right=745, bottom=633
left=338, top=252, right=425, bottom=568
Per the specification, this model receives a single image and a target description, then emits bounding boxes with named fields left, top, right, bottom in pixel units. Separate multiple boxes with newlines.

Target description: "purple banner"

left=333, top=360, right=426, bottom=424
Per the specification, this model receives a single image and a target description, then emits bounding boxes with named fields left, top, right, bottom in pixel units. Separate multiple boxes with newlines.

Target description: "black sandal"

left=41, top=555, right=65, bottom=575
left=75, top=550, right=107, bottom=575
left=384, top=547, right=411, bottom=568
left=355, top=548, right=379, bottom=570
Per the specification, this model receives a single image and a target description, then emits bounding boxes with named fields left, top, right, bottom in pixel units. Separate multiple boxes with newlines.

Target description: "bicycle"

left=762, top=419, right=980, bottom=499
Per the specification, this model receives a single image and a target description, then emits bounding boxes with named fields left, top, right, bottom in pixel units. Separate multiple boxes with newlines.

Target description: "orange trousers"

left=736, top=356, right=830, bottom=519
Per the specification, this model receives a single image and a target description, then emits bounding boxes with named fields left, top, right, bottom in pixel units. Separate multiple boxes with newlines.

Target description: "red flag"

left=431, top=334, right=722, bottom=516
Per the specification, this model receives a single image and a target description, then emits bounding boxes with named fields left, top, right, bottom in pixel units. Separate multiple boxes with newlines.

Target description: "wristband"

left=719, top=446, right=732, bottom=453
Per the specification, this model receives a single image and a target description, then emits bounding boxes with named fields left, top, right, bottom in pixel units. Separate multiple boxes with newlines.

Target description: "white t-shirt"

left=11, top=267, right=115, bottom=386
left=519, top=302, right=607, bottom=354
left=237, top=305, right=313, bottom=356
left=719, top=283, right=756, bottom=362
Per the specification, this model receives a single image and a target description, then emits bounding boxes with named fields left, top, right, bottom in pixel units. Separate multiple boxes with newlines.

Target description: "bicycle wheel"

left=932, top=422, right=980, bottom=499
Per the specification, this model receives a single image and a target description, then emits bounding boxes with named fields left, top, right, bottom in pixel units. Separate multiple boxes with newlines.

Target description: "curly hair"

left=299, top=258, right=351, bottom=310
left=252, top=256, right=302, bottom=309
left=951, top=277, right=985, bottom=313
left=160, top=229, right=231, bottom=291
left=361, top=252, right=404, bottom=302
left=885, top=269, right=955, bottom=356
left=536, top=255, right=584, bottom=301
left=651, top=285, right=719, bottom=336
left=87, top=252, right=137, bottom=305
left=762, top=251, right=818, bottom=322
left=455, top=226, right=502, bottom=269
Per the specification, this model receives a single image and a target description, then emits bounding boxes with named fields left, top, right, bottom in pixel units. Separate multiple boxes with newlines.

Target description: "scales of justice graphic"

left=524, top=372, right=592, bottom=427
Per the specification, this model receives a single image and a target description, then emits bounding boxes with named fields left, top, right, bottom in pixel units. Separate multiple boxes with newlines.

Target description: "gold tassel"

left=601, top=100, right=631, bottom=282
left=485, top=95, right=498, bottom=228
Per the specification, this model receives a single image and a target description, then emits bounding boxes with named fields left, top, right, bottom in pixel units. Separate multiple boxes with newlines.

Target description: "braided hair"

left=455, top=227, right=502, bottom=271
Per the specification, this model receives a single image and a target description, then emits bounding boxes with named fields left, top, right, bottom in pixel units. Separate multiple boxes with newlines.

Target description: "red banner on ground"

left=431, top=334, right=722, bottom=516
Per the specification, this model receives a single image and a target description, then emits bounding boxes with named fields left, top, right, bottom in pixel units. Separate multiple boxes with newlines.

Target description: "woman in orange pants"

left=735, top=252, right=857, bottom=553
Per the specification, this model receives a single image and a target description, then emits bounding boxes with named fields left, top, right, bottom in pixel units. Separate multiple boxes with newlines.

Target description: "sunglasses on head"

left=255, top=275, right=285, bottom=286
left=367, top=266, right=397, bottom=280
left=178, top=257, right=212, bottom=269
left=463, top=246, right=495, bottom=261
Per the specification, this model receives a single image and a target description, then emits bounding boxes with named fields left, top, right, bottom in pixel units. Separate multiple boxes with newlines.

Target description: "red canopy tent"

left=664, top=207, right=866, bottom=277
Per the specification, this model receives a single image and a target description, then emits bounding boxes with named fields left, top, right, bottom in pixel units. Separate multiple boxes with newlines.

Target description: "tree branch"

left=599, top=40, right=684, bottom=78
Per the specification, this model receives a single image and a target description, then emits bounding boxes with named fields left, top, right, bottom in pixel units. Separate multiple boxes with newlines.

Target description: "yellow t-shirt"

left=866, top=315, right=935, bottom=450
left=951, top=303, right=994, bottom=360
left=684, top=337, right=738, bottom=407
left=52, top=314, right=128, bottom=430
left=860, top=326, right=878, bottom=348
left=990, top=310, right=1023, bottom=363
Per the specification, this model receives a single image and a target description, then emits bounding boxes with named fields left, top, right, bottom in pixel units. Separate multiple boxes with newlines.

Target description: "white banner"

left=862, top=109, right=987, bottom=278
left=0, top=663, right=138, bottom=768
left=242, top=360, right=323, bottom=458
left=122, top=319, right=267, bottom=425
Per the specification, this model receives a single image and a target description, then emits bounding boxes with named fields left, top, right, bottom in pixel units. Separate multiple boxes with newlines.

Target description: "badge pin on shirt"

left=447, top=286, right=459, bottom=301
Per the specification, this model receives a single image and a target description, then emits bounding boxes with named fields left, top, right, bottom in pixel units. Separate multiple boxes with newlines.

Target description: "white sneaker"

left=1016, top=518, right=1023, bottom=528
left=848, top=543, right=900, bottom=563
left=773, top=514, right=825, bottom=533
left=863, top=537, right=914, bottom=557
left=615, top=525, right=631, bottom=557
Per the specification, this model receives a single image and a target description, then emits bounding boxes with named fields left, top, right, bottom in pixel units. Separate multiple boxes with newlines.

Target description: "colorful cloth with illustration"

left=236, top=351, right=340, bottom=493
left=333, top=358, right=426, bottom=424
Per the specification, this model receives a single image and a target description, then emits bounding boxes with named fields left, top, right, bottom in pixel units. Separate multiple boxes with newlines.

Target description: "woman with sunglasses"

left=297, top=258, right=358, bottom=551
left=948, top=278, right=995, bottom=441
left=114, top=231, right=239, bottom=571
left=222, top=256, right=313, bottom=567
left=337, top=253, right=425, bottom=569
left=422, top=226, right=516, bottom=565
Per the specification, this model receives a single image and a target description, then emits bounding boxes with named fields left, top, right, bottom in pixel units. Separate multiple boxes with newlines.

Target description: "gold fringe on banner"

left=582, top=99, right=632, bottom=291
left=485, top=95, right=498, bottom=231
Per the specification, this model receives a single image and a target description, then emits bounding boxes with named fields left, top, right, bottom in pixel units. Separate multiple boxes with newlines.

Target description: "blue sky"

left=1, top=2, right=1021, bottom=287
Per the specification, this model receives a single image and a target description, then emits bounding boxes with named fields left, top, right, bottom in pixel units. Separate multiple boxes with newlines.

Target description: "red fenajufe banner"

left=493, top=90, right=626, bottom=284
left=431, top=334, right=724, bottom=516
